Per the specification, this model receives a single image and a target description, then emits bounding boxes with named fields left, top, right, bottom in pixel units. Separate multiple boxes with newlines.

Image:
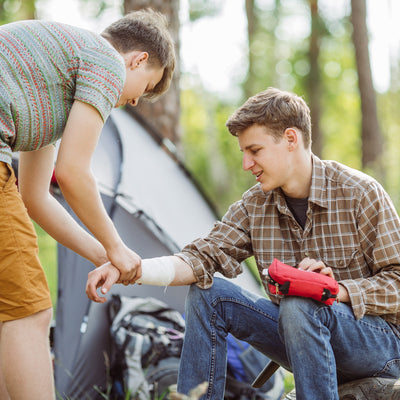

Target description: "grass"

left=284, top=372, right=295, bottom=393
left=34, top=222, right=58, bottom=309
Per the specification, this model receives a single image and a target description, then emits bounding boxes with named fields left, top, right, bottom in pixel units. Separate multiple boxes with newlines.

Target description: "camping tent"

left=52, top=108, right=267, bottom=399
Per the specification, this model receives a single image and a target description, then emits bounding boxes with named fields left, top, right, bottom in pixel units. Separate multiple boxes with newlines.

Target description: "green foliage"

left=34, top=222, right=58, bottom=309
left=379, top=89, right=400, bottom=206
left=181, top=0, right=400, bottom=215
left=284, top=372, right=295, bottom=394
left=74, top=0, right=120, bottom=18
left=317, top=18, right=362, bottom=169
left=0, top=0, right=36, bottom=23
left=188, top=0, right=224, bottom=22
left=180, top=87, right=255, bottom=216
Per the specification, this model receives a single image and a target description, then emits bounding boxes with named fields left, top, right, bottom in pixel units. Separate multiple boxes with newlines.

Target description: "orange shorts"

left=0, top=161, right=52, bottom=321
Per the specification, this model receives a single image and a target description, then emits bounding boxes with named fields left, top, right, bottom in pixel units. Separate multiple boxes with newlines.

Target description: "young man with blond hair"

left=0, top=9, right=175, bottom=399
left=87, top=88, right=400, bottom=400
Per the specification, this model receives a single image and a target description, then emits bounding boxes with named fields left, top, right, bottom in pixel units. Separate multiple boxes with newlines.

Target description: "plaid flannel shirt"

left=177, top=155, right=400, bottom=325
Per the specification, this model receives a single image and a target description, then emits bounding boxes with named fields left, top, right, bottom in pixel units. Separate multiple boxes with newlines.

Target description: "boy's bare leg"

left=0, top=322, right=11, bottom=400
left=1, top=308, right=55, bottom=400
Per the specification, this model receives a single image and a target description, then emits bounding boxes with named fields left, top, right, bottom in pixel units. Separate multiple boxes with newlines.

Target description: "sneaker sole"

left=338, top=377, right=400, bottom=400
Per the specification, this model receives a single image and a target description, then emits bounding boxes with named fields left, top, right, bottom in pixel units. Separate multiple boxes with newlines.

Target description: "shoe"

left=281, top=389, right=296, bottom=400
left=338, top=377, right=400, bottom=400
left=281, top=378, right=400, bottom=400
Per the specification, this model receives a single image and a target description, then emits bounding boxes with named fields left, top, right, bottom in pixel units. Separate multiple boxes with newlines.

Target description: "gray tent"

left=52, top=108, right=266, bottom=399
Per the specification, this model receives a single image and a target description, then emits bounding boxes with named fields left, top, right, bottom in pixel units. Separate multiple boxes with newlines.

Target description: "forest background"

left=1, top=0, right=400, bottom=309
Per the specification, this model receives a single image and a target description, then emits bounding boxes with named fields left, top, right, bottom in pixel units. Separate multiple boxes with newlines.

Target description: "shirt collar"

left=308, top=154, right=328, bottom=209
left=265, top=153, right=328, bottom=210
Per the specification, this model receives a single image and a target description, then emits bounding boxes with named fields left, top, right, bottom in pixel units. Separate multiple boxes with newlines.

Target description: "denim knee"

left=185, top=277, right=222, bottom=315
left=186, top=282, right=202, bottom=304
left=279, top=296, right=317, bottom=317
left=186, top=277, right=229, bottom=304
left=278, top=297, right=324, bottom=335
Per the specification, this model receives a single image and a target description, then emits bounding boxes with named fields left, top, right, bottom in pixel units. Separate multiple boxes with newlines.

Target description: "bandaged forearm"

left=136, top=256, right=176, bottom=286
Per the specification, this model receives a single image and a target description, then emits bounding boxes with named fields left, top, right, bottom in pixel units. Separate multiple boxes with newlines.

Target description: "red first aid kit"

left=263, top=259, right=339, bottom=305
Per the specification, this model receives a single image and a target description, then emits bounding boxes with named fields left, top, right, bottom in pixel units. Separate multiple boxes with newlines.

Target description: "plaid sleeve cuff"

left=175, top=251, right=214, bottom=289
left=339, top=280, right=366, bottom=320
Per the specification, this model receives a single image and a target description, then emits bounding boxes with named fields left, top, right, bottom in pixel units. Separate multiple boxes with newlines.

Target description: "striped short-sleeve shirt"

left=177, top=154, right=400, bottom=326
left=0, top=20, right=125, bottom=164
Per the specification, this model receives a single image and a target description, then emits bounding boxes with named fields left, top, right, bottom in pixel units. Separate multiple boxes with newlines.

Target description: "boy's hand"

left=86, top=262, right=120, bottom=303
left=107, top=244, right=142, bottom=285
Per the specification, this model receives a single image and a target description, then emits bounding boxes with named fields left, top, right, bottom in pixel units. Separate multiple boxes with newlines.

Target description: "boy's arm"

left=20, top=100, right=141, bottom=282
left=18, top=144, right=109, bottom=267
left=86, top=255, right=197, bottom=303
left=56, top=100, right=141, bottom=282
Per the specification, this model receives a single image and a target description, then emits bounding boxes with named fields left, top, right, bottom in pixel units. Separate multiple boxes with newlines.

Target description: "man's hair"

left=226, top=87, right=312, bottom=148
left=102, top=8, right=175, bottom=100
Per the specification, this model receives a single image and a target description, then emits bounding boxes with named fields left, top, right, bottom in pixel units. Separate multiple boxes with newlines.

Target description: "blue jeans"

left=177, top=277, right=400, bottom=400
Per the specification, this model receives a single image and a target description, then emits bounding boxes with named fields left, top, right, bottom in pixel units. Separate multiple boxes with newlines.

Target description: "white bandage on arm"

left=136, top=256, right=176, bottom=286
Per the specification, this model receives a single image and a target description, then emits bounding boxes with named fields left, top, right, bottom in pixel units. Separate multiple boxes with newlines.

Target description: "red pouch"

left=263, top=259, right=339, bottom=305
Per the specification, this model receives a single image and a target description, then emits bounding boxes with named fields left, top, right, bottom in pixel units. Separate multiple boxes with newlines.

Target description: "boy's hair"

left=102, top=8, right=175, bottom=100
left=226, top=87, right=312, bottom=148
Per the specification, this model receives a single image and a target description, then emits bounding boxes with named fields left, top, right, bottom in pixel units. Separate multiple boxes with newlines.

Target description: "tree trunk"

left=124, top=0, right=181, bottom=144
left=243, top=0, right=281, bottom=98
left=308, top=0, right=322, bottom=158
left=350, top=0, right=384, bottom=179
left=19, top=0, right=36, bottom=19
left=244, top=0, right=256, bottom=99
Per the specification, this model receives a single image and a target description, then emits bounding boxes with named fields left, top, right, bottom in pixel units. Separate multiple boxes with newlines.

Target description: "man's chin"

left=260, top=182, right=276, bottom=193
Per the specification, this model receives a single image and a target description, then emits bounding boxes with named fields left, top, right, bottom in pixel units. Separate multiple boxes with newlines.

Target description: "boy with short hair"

left=0, top=9, right=175, bottom=399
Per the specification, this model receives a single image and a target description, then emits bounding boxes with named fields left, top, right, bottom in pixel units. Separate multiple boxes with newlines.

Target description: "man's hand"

left=297, top=257, right=334, bottom=279
left=86, top=262, right=120, bottom=303
left=298, top=257, right=350, bottom=303
left=107, top=244, right=142, bottom=285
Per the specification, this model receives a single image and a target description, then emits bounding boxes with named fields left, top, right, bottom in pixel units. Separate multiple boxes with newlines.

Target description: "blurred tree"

left=187, top=0, right=223, bottom=21
left=244, top=0, right=257, bottom=98
left=350, top=0, right=384, bottom=180
left=77, top=0, right=113, bottom=18
left=180, top=87, right=253, bottom=215
left=307, top=0, right=323, bottom=157
left=0, top=0, right=35, bottom=23
left=379, top=0, right=400, bottom=204
left=244, top=0, right=257, bottom=99
left=243, top=0, right=281, bottom=98
left=313, top=5, right=360, bottom=169
left=70, top=0, right=395, bottom=212
left=124, top=0, right=181, bottom=144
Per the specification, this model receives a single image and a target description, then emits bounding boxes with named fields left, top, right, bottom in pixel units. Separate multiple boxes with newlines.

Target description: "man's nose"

left=242, top=154, right=254, bottom=171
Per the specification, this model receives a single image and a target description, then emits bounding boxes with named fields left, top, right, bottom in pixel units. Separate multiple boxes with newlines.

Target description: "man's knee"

left=278, top=297, right=323, bottom=333
left=187, top=277, right=231, bottom=304
left=185, top=277, right=232, bottom=317
left=186, top=281, right=211, bottom=314
left=279, top=296, right=323, bottom=315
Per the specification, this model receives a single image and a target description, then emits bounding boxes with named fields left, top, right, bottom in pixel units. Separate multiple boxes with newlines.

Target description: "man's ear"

left=284, top=128, right=299, bottom=151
